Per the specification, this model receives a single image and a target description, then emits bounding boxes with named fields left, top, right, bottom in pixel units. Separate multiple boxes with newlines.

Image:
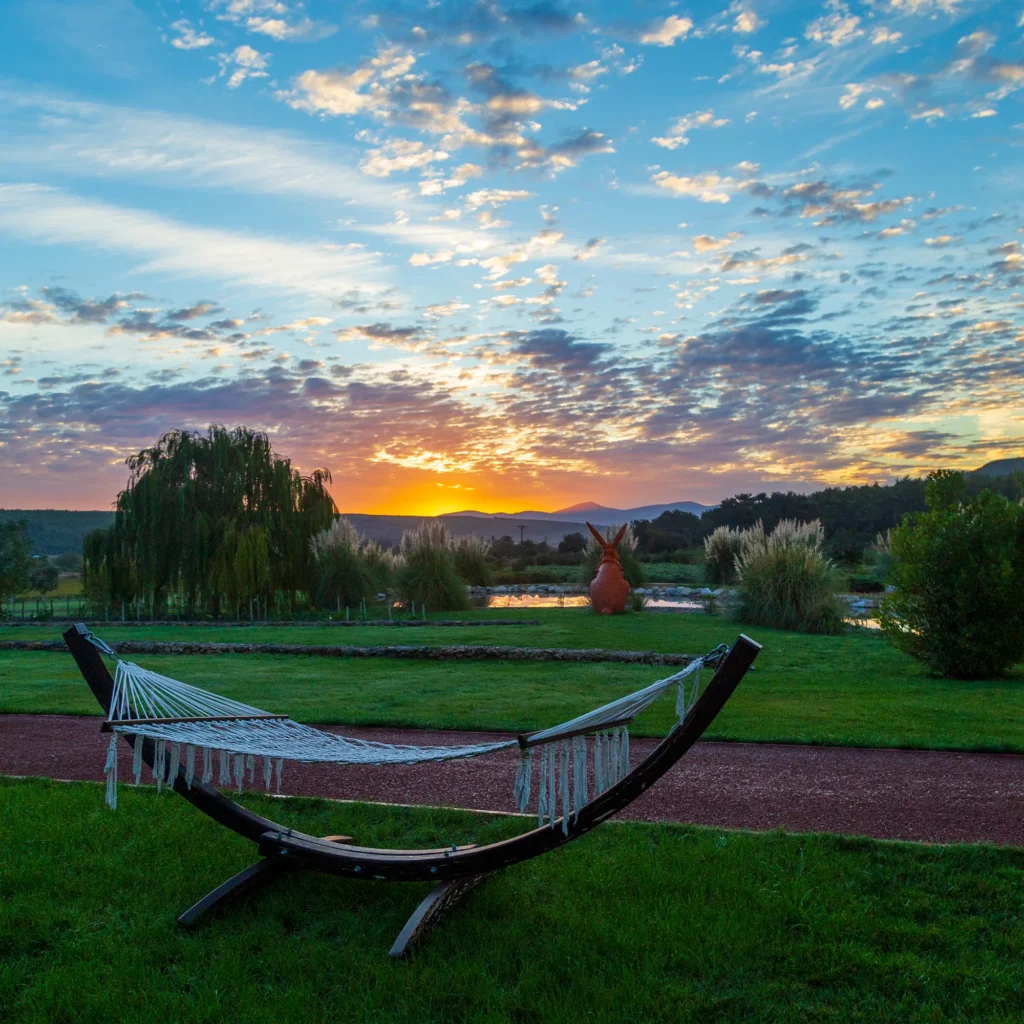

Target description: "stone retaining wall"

left=0, top=618, right=538, bottom=629
left=1, top=639, right=696, bottom=666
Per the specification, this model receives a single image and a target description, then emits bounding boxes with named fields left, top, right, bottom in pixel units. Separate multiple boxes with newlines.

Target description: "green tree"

left=0, top=519, right=32, bottom=605
left=85, top=426, right=335, bottom=617
left=880, top=472, right=1024, bottom=678
left=28, top=557, right=60, bottom=598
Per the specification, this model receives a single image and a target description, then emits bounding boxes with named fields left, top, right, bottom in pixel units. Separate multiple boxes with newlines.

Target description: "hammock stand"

left=63, top=623, right=761, bottom=957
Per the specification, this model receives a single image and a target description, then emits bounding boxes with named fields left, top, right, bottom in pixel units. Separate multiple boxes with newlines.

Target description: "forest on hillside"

left=0, top=510, right=115, bottom=557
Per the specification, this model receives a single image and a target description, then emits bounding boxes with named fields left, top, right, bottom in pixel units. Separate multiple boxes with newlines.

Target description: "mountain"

left=973, top=458, right=1024, bottom=477
left=341, top=514, right=596, bottom=546
left=442, top=501, right=712, bottom=526
left=440, top=499, right=713, bottom=526
left=0, top=509, right=114, bottom=556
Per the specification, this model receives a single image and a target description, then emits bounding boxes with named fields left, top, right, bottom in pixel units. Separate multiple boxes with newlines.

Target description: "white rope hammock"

left=92, top=632, right=715, bottom=833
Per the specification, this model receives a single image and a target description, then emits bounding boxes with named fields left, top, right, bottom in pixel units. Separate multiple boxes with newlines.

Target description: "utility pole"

left=517, top=523, right=526, bottom=546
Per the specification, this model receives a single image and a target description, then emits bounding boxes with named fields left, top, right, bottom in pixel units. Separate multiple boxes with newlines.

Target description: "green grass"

left=3, top=616, right=1024, bottom=751
left=12, top=575, right=84, bottom=600
left=642, top=562, right=705, bottom=584
left=1, top=777, right=1022, bottom=1023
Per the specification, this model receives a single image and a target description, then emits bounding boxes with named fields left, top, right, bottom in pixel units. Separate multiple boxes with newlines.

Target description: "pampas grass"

left=735, top=519, right=845, bottom=634
left=310, top=518, right=373, bottom=610
left=703, top=526, right=745, bottom=584
left=452, top=534, right=494, bottom=587
left=397, top=521, right=470, bottom=612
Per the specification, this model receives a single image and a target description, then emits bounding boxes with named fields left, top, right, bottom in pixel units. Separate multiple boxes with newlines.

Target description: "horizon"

left=2, top=1, right=1023, bottom=513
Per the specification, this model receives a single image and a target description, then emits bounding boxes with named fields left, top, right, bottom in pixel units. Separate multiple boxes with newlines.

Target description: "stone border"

left=2, top=639, right=696, bottom=666
left=0, top=618, right=539, bottom=629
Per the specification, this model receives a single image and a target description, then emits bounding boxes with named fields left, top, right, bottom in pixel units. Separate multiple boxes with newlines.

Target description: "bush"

left=880, top=475, right=1024, bottom=678
left=397, top=521, right=470, bottom=612
left=310, top=519, right=373, bottom=610
left=735, top=519, right=845, bottom=634
left=703, top=526, right=744, bottom=584
left=451, top=535, right=494, bottom=586
left=582, top=524, right=647, bottom=587
left=361, top=540, right=402, bottom=597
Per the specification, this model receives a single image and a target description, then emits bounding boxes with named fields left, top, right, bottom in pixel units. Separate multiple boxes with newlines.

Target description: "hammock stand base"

left=63, top=623, right=761, bottom=958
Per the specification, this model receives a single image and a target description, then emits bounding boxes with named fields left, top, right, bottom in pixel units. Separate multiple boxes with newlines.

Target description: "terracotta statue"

left=587, top=522, right=631, bottom=615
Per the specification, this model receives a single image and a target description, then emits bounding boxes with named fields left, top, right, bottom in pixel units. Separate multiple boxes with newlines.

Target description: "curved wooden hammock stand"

left=63, top=623, right=761, bottom=957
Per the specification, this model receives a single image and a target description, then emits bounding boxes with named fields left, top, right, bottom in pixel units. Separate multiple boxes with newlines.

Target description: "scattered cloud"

left=652, top=110, right=730, bottom=149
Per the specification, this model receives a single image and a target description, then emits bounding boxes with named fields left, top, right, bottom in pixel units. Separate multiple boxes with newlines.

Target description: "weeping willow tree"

left=84, top=426, right=336, bottom=617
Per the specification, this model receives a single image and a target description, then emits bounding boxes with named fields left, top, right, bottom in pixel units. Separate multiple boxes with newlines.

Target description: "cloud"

left=369, top=1, right=586, bottom=46
left=213, top=45, right=271, bottom=89
left=652, top=110, right=730, bottom=149
left=360, top=138, right=449, bottom=177
left=208, top=0, right=336, bottom=42
left=805, top=2, right=863, bottom=47
left=638, top=15, right=693, bottom=46
left=693, top=232, right=745, bottom=253
left=0, top=184, right=386, bottom=298
left=651, top=171, right=736, bottom=203
left=169, top=19, right=216, bottom=49
left=733, top=7, right=765, bottom=34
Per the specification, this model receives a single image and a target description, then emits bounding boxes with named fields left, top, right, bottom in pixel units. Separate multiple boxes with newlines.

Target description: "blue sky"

left=1, top=0, right=1022, bottom=513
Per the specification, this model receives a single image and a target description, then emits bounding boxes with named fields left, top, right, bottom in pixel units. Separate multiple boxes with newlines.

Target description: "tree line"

left=630, top=474, right=1024, bottom=563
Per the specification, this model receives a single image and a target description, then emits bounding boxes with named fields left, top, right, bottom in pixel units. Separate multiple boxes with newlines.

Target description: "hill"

left=0, top=509, right=115, bottom=556
left=973, top=458, right=1024, bottom=477
left=440, top=499, right=713, bottom=526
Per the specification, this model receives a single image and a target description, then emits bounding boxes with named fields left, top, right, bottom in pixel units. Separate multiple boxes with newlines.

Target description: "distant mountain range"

left=973, top=458, right=1024, bottom=477
left=439, top=499, right=712, bottom=526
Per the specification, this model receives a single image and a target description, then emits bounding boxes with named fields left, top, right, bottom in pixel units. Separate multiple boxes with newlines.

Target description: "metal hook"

left=84, top=630, right=122, bottom=661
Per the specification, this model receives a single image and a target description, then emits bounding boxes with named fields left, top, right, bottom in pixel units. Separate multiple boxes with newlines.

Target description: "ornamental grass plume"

left=451, top=533, right=494, bottom=587
left=735, top=518, right=845, bottom=634
left=397, top=521, right=470, bottom=612
left=310, top=518, right=373, bottom=610
left=703, top=525, right=745, bottom=584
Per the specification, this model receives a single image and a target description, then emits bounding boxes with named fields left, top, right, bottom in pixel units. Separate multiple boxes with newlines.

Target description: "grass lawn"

left=1, top=778, right=1021, bottom=1023
left=642, top=562, right=705, bottom=584
left=2, top=614, right=1023, bottom=751
left=13, top=574, right=84, bottom=600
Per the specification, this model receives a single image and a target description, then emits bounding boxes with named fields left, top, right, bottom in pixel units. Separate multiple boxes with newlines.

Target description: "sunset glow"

left=2, top=1, right=1022, bottom=514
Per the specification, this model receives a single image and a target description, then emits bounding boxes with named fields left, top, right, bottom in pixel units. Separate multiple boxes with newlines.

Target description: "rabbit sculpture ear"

left=585, top=522, right=608, bottom=547
left=610, top=523, right=628, bottom=547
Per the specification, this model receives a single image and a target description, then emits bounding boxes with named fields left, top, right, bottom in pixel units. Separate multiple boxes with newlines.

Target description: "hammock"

left=91, top=630, right=714, bottom=833
left=65, top=623, right=761, bottom=957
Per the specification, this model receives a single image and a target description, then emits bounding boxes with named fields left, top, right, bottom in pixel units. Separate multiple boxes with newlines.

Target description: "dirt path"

left=2, top=714, right=1022, bottom=846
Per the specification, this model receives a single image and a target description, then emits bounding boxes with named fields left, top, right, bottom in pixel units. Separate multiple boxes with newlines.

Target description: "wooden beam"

left=389, top=874, right=488, bottom=958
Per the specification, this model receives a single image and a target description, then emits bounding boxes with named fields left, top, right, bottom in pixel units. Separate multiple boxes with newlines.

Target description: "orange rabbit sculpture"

left=586, top=522, right=631, bottom=615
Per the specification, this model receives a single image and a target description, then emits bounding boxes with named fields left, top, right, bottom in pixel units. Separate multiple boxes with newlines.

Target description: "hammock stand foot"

left=389, top=873, right=488, bottom=959
left=177, top=835, right=352, bottom=928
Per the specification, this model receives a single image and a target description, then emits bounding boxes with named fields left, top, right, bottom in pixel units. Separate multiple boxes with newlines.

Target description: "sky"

left=0, top=0, right=1022, bottom=515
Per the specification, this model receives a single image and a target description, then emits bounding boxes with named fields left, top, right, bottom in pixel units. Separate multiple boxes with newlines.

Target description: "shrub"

left=582, top=524, right=647, bottom=588
left=397, top=521, right=470, bottom=612
left=880, top=476, right=1024, bottom=678
left=703, top=526, right=745, bottom=584
left=310, top=519, right=372, bottom=610
left=735, top=518, right=845, bottom=634
left=451, top=534, right=494, bottom=586
left=868, top=529, right=895, bottom=581
left=361, top=540, right=402, bottom=597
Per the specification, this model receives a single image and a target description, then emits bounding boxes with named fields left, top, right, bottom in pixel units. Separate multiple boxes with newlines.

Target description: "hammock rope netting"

left=92, top=632, right=719, bottom=833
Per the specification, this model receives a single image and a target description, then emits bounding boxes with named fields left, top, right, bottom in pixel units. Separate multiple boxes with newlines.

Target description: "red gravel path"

left=2, top=714, right=1022, bottom=846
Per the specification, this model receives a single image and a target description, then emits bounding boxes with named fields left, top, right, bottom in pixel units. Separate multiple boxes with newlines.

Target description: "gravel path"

left=2, top=714, right=1022, bottom=846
